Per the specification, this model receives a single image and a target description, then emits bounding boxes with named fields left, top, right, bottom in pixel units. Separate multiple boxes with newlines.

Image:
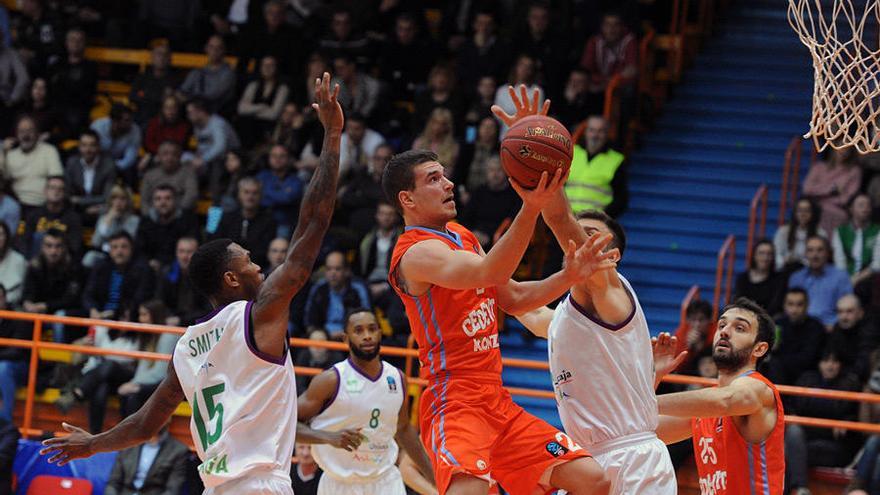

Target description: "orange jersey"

left=691, top=371, right=785, bottom=495
left=389, top=223, right=502, bottom=383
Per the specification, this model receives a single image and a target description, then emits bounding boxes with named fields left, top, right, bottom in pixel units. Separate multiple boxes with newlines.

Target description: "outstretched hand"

left=491, top=84, right=551, bottom=127
left=561, top=235, right=618, bottom=283
left=510, top=168, right=567, bottom=212
left=652, top=332, right=688, bottom=387
left=39, top=422, right=94, bottom=466
left=312, top=72, right=344, bottom=134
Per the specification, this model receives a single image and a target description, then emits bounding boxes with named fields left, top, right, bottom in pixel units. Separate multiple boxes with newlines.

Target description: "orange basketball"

left=500, top=115, right=573, bottom=189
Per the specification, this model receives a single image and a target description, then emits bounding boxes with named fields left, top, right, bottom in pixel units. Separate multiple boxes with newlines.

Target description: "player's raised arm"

left=656, top=415, right=693, bottom=445
left=251, top=72, right=342, bottom=357
left=515, top=306, right=555, bottom=338
left=657, top=375, right=774, bottom=418
left=295, top=369, right=364, bottom=451
left=41, top=361, right=185, bottom=465
left=394, top=374, right=435, bottom=485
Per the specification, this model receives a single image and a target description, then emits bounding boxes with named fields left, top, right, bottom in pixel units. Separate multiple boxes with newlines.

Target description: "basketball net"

left=789, top=0, right=880, bottom=153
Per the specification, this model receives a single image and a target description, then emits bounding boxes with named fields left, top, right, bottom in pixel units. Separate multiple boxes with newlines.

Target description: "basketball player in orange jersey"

left=652, top=298, right=785, bottom=495
left=383, top=88, right=617, bottom=495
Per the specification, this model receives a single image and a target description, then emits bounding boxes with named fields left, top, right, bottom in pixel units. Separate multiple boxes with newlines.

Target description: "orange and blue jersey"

left=388, top=222, right=503, bottom=384
left=691, top=371, right=785, bottom=495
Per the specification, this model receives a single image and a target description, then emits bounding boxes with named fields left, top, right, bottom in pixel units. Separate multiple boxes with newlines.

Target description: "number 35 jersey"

left=310, top=359, right=404, bottom=481
left=173, top=300, right=298, bottom=488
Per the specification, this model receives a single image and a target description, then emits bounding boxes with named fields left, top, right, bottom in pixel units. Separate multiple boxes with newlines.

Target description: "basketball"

left=500, top=115, right=573, bottom=189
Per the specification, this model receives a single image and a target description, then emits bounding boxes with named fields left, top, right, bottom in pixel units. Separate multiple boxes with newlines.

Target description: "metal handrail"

left=746, top=184, right=769, bottom=268
left=679, top=285, right=701, bottom=327
left=778, top=137, right=804, bottom=227
left=712, top=235, right=736, bottom=322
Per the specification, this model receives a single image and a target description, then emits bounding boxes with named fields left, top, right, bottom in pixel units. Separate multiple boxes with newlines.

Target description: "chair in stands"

left=26, top=474, right=92, bottom=495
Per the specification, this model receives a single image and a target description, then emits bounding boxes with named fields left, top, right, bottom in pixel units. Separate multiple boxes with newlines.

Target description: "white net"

left=789, top=0, right=880, bottom=153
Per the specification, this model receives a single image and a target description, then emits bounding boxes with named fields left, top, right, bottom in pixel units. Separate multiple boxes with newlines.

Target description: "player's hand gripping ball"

left=500, top=115, right=573, bottom=189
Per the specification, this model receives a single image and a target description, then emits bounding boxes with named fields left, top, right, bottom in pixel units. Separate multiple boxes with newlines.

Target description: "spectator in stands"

left=104, top=424, right=188, bottom=495
left=137, top=0, right=200, bottom=51
left=414, top=65, right=466, bottom=136
left=305, top=251, right=371, bottom=341
left=178, top=34, right=236, bottom=114
left=557, top=68, right=592, bottom=130
left=237, top=0, right=304, bottom=78
left=829, top=294, right=880, bottom=381
left=460, top=157, right=521, bottom=248
left=456, top=116, right=500, bottom=191
left=265, top=237, right=288, bottom=274
left=0, top=27, right=28, bottom=133
left=358, top=201, right=401, bottom=301
left=513, top=2, right=568, bottom=99
left=774, top=197, right=827, bottom=273
left=22, top=228, right=82, bottom=344
left=185, top=98, right=240, bottom=200
left=413, top=108, right=459, bottom=177
left=1, top=115, right=62, bottom=213
left=785, top=350, right=863, bottom=495
left=0, top=176, right=19, bottom=237
left=337, top=143, right=391, bottom=236
left=91, top=103, right=142, bottom=186
left=142, top=95, right=190, bottom=157
left=789, top=235, right=854, bottom=327
left=273, top=102, right=317, bottom=162
left=764, top=288, right=826, bottom=385
left=21, top=176, right=83, bottom=259
left=332, top=54, right=381, bottom=122
left=319, top=10, right=370, bottom=65
left=494, top=54, right=544, bottom=135
left=291, top=443, right=322, bottom=495
left=82, top=231, right=155, bottom=321
left=579, top=12, right=637, bottom=115
left=117, top=301, right=179, bottom=418
left=18, top=77, right=60, bottom=143
left=833, top=193, right=880, bottom=286
left=672, top=299, right=716, bottom=375
left=0, top=223, right=24, bottom=308
left=139, top=141, right=198, bottom=215
left=255, top=144, right=304, bottom=238
left=87, top=185, right=140, bottom=268
left=135, top=184, right=199, bottom=271
left=64, top=129, right=117, bottom=222
left=213, top=150, right=255, bottom=212
left=804, top=146, right=862, bottom=234
left=0, top=285, right=31, bottom=422
left=456, top=10, right=509, bottom=90
left=130, top=40, right=177, bottom=128
left=337, top=112, right=384, bottom=182
left=564, top=115, right=628, bottom=217
left=157, top=236, right=208, bottom=327
left=379, top=13, right=436, bottom=101
left=49, top=27, right=97, bottom=135
left=463, top=76, right=497, bottom=134
left=734, top=239, right=786, bottom=316
left=847, top=356, right=880, bottom=495
left=210, top=176, right=277, bottom=269
left=11, top=0, right=63, bottom=74
left=237, top=55, right=290, bottom=148
left=0, top=394, right=19, bottom=495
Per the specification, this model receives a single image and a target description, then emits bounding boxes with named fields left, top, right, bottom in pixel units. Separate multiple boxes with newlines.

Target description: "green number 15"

left=193, top=382, right=226, bottom=451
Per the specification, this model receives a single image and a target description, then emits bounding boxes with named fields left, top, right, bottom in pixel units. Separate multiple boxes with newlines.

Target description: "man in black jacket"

left=304, top=251, right=370, bottom=340
left=829, top=294, right=880, bottom=381
left=157, top=237, right=210, bottom=326
left=135, top=184, right=199, bottom=272
left=764, top=288, right=827, bottom=385
left=64, top=129, right=116, bottom=223
left=211, top=176, right=277, bottom=268
left=104, top=426, right=187, bottom=495
left=21, top=229, right=83, bottom=343
left=83, top=232, right=155, bottom=320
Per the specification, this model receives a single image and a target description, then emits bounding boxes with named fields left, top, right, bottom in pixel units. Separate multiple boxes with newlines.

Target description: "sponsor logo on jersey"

left=199, top=362, right=215, bottom=373
left=545, top=441, right=569, bottom=457
left=476, top=459, right=487, bottom=471
left=473, top=333, right=500, bottom=352
left=553, top=369, right=573, bottom=387
left=198, top=453, right=229, bottom=476
left=461, top=298, right=497, bottom=337
left=387, top=376, right=397, bottom=392
left=344, top=376, right=366, bottom=394
left=698, top=470, right=727, bottom=495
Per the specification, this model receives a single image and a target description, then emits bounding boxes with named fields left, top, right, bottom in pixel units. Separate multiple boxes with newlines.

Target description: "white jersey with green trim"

left=173, top=300, right=297, bottom=489
left=310, top=359, right=404, bottom=482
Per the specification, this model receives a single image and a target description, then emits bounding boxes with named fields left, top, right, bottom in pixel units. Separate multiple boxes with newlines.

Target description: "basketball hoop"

left=789, top=0, right=880, bottom=153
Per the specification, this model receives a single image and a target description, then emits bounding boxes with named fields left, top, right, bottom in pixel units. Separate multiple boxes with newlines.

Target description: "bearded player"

left=383, top=85, right=616, bottom=495
left=40, top=73, right=344, bottom=494
left=653, top=298, right=785, bottom=495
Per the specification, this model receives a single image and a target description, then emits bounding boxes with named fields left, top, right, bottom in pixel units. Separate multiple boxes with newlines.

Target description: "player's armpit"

left=297, top=368, right=340, bottom=422
left=656, top=415, right=693, bottom=444
left=512, top=306, right=553, bottom=338
left=400, top=240, right=507, bottom=291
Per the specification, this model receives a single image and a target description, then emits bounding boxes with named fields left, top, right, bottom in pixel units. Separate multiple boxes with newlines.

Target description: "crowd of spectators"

left=0, top=0, right=647, bottom=493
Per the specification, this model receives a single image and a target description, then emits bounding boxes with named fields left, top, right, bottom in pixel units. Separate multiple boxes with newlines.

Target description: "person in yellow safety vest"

left=564, top=115, right=628, bottom=217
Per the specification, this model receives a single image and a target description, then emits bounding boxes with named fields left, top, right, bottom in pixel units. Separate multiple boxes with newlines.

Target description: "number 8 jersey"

left=173, top=300, right=298, bottom=489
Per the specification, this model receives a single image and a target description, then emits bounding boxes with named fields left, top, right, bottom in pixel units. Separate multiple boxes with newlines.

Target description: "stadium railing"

left=778, top=136, right=805, bottom=227
left=1, top=309, right=879, bottom=444
left=745, top=183, right=768, bottom=268
left=711, top=234, right=735, bottom=322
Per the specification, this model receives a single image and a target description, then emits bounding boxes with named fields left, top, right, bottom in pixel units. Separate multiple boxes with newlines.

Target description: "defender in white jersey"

left=41, top=73, right=346, bottom=495
left=516, top=209, right=677, bottom=494
left=297, top=309, right=435, bottom=495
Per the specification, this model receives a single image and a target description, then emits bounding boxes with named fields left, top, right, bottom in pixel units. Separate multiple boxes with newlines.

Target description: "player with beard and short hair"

left=296, top=308, right=435, bottom=495
left=652, top=298, right=785, bottom=495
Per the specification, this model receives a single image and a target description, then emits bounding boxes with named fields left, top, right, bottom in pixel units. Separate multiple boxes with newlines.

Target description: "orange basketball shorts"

left=418, top=376, right=590, bottom=495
